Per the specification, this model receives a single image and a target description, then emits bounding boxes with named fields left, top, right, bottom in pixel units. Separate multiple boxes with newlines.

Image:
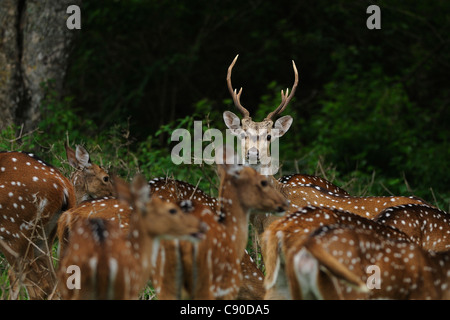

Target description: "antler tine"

left=265, top=60, right=299, bottom=121
left=227, top=54, right=250, bottom=118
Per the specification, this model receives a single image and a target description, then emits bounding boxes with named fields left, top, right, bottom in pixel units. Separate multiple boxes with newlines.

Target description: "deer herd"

left=0, top=56, right=449, bottom=300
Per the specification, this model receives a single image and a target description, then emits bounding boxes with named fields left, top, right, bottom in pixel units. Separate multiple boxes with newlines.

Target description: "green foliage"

left=0, top=124, right=29, bottom=152
left=297, top=58, right=449, bottom=207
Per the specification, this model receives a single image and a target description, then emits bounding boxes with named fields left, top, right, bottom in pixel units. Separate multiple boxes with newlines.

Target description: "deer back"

left=283, top=183, right=427, bottom=218
left=261, top=205, right=410, bottom=300
left=0, top=151, right=76, bottom=299
left=57, top=175, right=206, bottom=300
left=374, top=203, right=450, bottom=252
left=56, top=197, right=131, bottom=258
left=297, top=224, right=450, bottom=299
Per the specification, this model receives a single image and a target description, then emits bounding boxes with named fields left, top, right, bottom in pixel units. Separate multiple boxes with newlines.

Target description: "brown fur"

left=261, top=206, right=410, bottom=300
left=57, top=175, right=206, bottom=300
left=0, top=151, right=76, bottom=299
left=280, top=183, right=428, bottom=219
left=151, top=164, right=288, bottom=300
left=236, top=250, right=266, bottom=300
left=56, top=197, right=131, bottom=258
left=65, top=143, right=114, bottom=203
left=149, top=177, right=268, bottom=300
left=300, top=224, right=450, bottom=299
left=374, top=203, right=450, bottom=252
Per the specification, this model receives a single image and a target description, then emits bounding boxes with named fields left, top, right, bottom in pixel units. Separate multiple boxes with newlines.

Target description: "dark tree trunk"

left=0, top=0, right=81, bottom=131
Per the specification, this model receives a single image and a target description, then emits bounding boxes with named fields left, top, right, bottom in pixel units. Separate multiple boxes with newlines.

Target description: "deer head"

left=65, top=142, right=114, bottom=203
left=223, top=55, right=298, bottom=173
left=114, top=174, right=207, bottom=240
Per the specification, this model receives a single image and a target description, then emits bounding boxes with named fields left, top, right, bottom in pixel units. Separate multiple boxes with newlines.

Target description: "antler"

left=265, top=60, right=298, bottom=121
left=227, top=54, right=250, bottom=118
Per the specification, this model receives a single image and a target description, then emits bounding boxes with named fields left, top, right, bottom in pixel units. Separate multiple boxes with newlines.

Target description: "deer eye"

left=169, top=208, right=178, bottom=215
left=267, top=135, right=271, bottom=141
left=261, top=180, right=268, bottom=187
left=103, top=176, right=109, bottom=183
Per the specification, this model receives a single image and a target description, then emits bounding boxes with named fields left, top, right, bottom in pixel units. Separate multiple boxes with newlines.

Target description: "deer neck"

left=247, top=163, right=286, bottom=195
left=256, top=172, right=287, bottom=196
left=126, top=214, right=155, bottom=281
left=217, top=178, right=250, bottom=257
left=267, top=175, right=286, bottom=193
left=70, top=170, right=89, bottom=203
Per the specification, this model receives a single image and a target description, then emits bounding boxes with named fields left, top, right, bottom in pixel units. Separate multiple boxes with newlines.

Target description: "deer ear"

left=75, top=145, right=92, bottom=169
left=65, top=142, right=78, bottom=169
left=223, top=111, right=242, bottom=134
left=272, top=116, right=293, bottom=138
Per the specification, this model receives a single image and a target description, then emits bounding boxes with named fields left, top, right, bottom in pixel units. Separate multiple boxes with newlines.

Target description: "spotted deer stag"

left=223, top=55, right=356, bottom=251
left=222, top=57, right=437, bottom=300
left=0, top=144, right=113, bottom=299
left=57, top=174, right=206, bottom=300
left=261, top=205, right=411, bottom=299
left=151, top=149, right=288, bottom=300
left=223, top=56, right=423, bottom=226
left=223, top=54, right=297, bottom=175
left=295, top=224, right=450, bottom=299
left=147, top=176, right=268, bottom=300
left=223, top=55, right=348, bottom=198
